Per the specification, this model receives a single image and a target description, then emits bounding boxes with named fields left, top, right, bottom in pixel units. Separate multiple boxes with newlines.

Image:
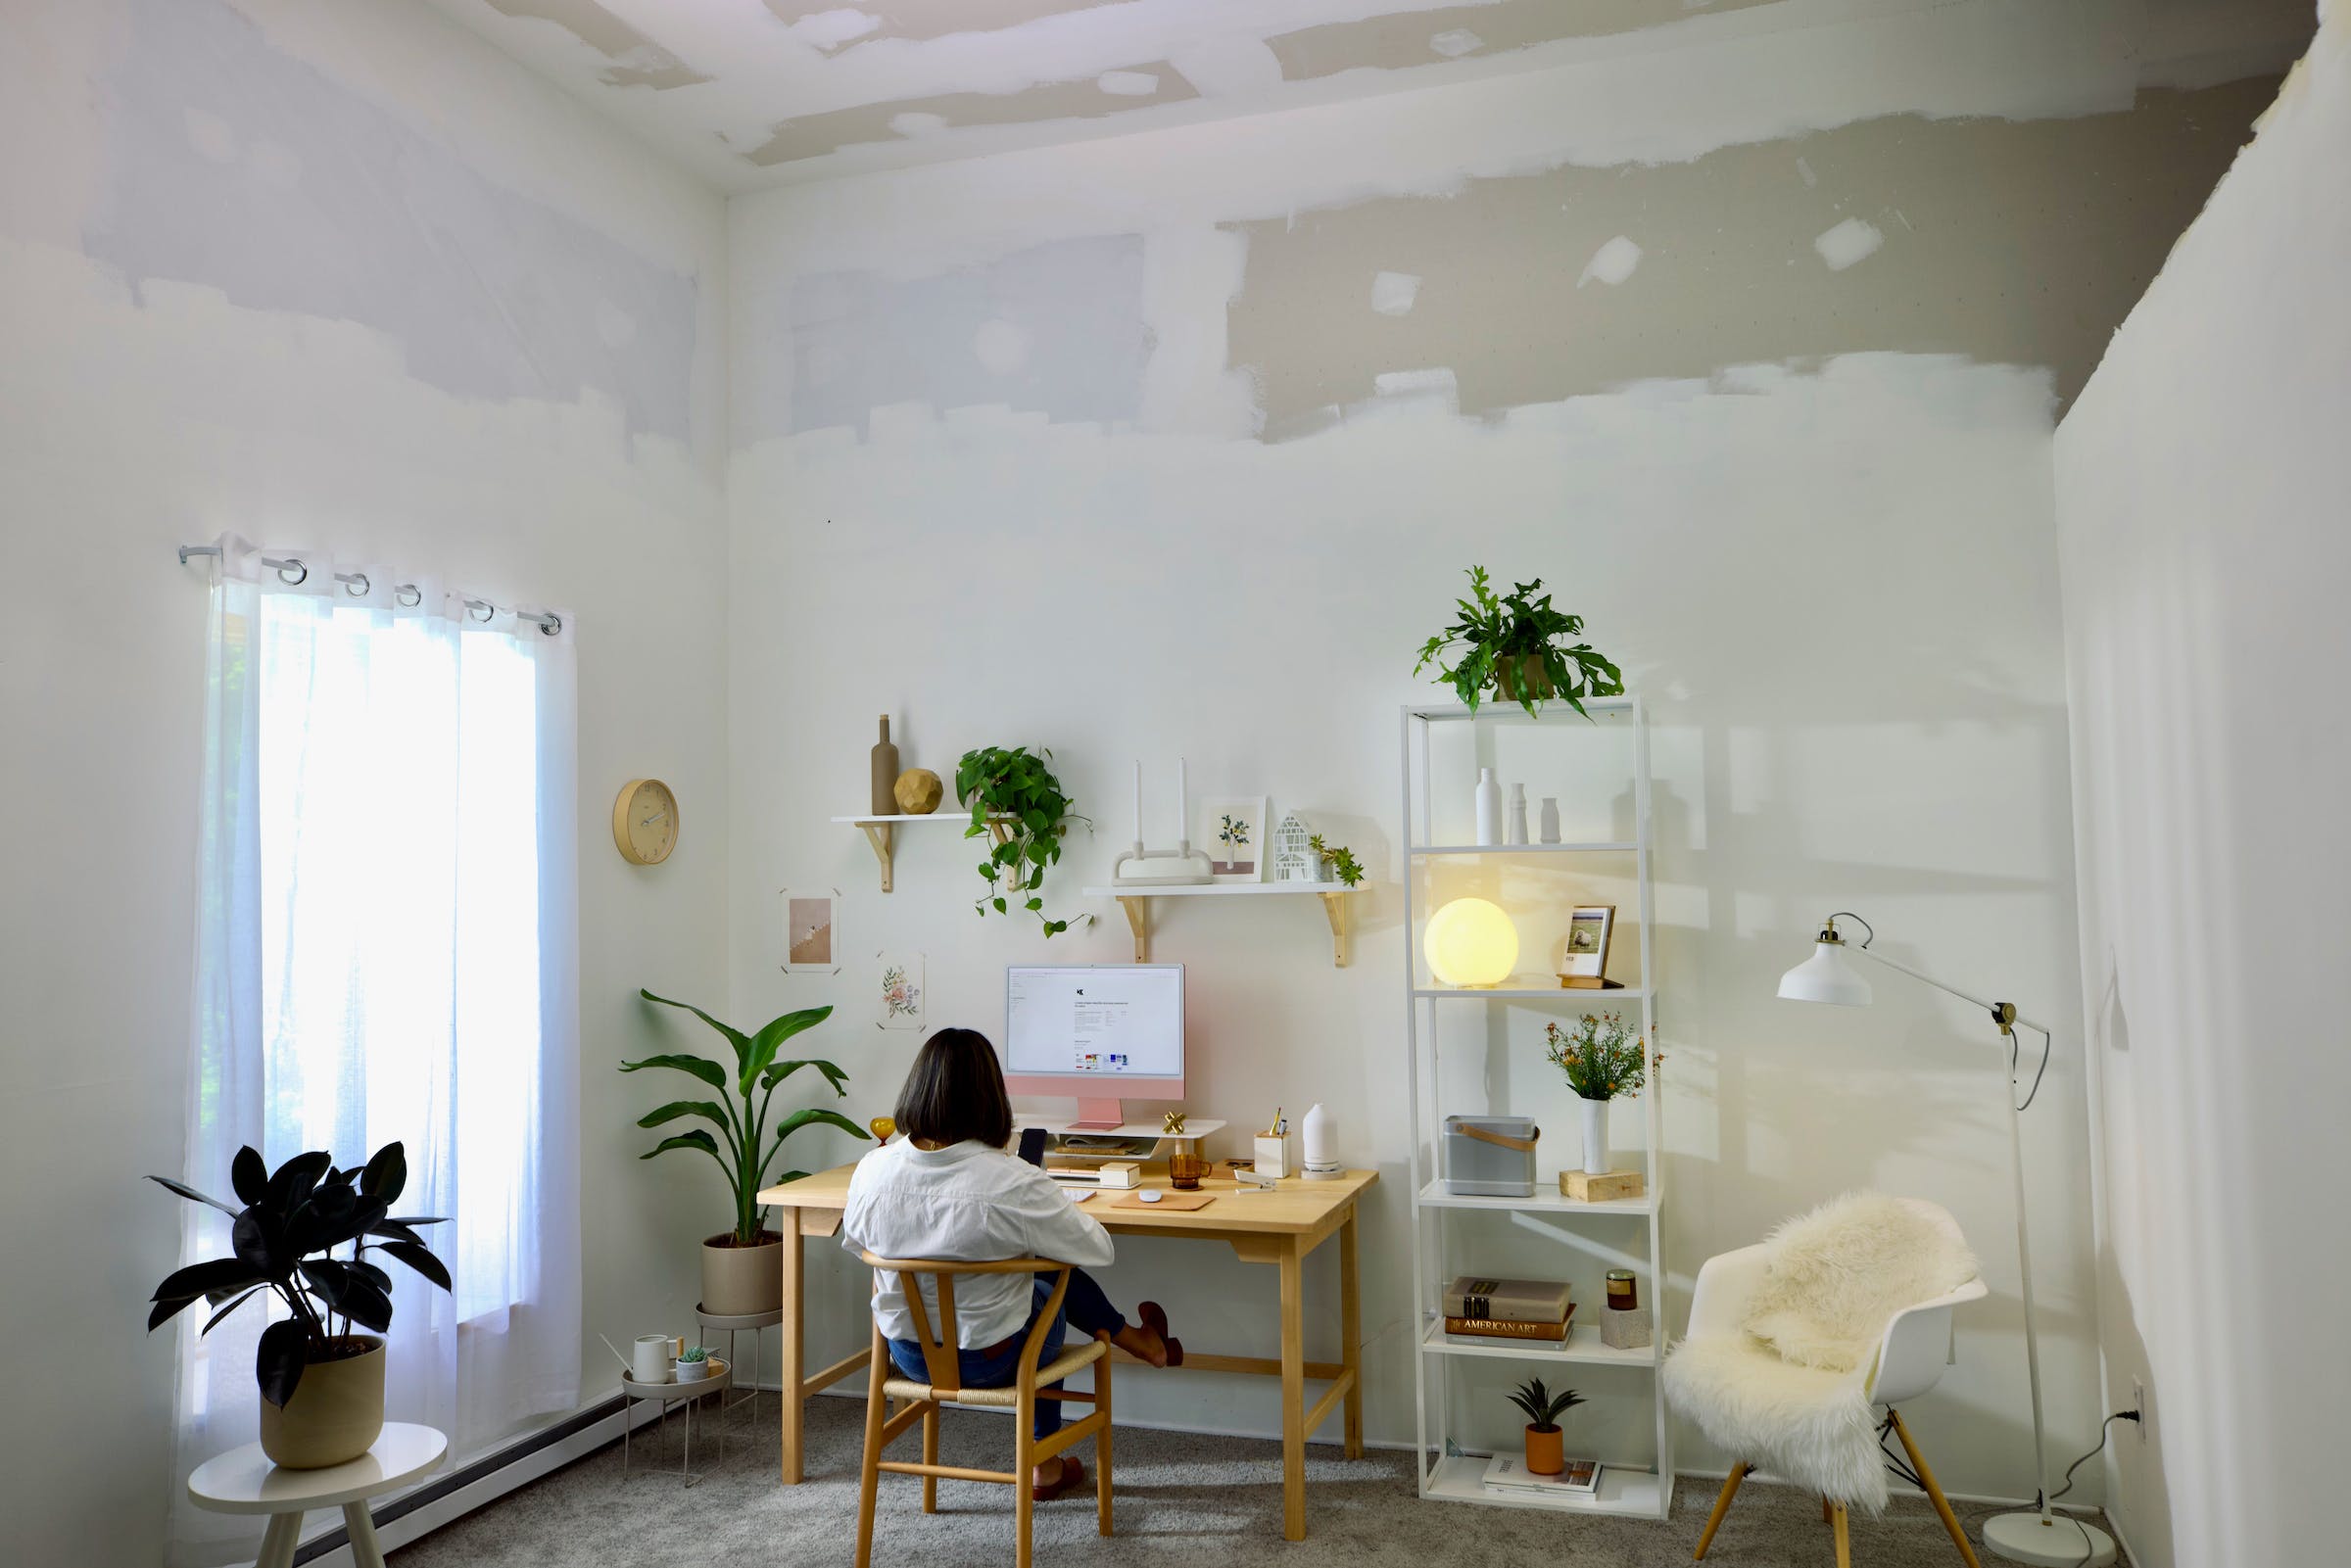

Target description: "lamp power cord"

left=1946, top=1409, right=2140, bottom=1568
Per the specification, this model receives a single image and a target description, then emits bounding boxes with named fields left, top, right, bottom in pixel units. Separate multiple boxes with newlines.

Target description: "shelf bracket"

left=1116, top=896, right=1150, bottom=962
left=857, top=823, right=893, bottom=893
left=1319, top=890, right=1352, bottom=968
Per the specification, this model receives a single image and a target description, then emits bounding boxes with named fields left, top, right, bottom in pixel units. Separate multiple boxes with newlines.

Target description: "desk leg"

left=781, top=1221, right=806, bottom=1485
left=1279, top=1241, right=1306, bottom=1542
left=256, top=1512, right=301, bottom=1568
left=1340, top=1204, right=1365, bottom=1459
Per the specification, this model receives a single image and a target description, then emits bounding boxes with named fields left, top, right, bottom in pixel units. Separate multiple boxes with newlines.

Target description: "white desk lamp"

left=1778, top=913, right=2116, bottom=1568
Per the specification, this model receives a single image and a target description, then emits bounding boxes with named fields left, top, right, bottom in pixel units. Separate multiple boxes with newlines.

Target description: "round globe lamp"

left=1423, top=897, right=1519, bottom=988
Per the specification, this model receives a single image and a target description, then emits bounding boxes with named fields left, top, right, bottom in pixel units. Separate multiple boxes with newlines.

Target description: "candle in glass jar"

left=1606, top=1270, right=1638, bottom=1310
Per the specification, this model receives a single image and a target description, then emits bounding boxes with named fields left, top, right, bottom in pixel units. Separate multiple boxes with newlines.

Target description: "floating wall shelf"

left=1079, top=881, right=1360, bottom=967
left=831, top=813, right=1008, bottom=893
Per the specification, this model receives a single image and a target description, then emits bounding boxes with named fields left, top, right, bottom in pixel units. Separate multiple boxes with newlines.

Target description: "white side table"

left=695, top=1302, right=783, bottom=1431
left=187, top=1422, right=447, bottom=1568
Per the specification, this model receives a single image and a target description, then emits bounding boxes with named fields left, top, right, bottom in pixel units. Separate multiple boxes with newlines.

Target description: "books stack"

left=1483, top=1454, right=1603, bottom=1497
left=1441, top=1274, right=1572, bottom=1348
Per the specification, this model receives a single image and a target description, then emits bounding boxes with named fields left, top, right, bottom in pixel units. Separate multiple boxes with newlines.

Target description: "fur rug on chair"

left=1663, top=1192, right=1978, bottom=1511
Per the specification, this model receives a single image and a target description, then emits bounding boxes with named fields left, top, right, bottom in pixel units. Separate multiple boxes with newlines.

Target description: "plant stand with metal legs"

left=621, top=1363, right=732, bottom=1485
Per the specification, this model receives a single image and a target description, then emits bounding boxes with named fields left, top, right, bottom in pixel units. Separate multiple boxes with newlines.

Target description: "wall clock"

left=612, top=779, right=678, bottom=866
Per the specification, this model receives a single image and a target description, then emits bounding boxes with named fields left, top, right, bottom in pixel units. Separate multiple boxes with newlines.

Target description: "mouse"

left=1137, top=1189, right=1164, bottom=1203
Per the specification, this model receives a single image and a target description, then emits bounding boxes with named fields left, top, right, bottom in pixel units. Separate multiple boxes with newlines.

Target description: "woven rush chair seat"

left=884, top=1337, right=1106, bottom=1407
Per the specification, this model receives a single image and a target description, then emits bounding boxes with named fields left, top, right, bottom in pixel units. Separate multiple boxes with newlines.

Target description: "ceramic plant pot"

left=1524, top=1423, right=1565, bottom=1477
left=259, top=1335, right=386, bottom=1469
left=701, top=1231, right=784, bottom=1316
left=1493, top=655, right=1554, bottom=704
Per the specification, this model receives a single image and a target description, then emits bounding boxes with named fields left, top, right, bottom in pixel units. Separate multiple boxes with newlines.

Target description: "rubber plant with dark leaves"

left=625, top=991, right=869, bottom=1247
left=146, top=1142, right=450, bottom=1407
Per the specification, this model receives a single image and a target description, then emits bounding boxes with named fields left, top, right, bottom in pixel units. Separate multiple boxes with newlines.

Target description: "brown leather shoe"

left=1032, top=1454, right=1084, bottom=1502
left=1137, top=1301, right=1183, bottom=1367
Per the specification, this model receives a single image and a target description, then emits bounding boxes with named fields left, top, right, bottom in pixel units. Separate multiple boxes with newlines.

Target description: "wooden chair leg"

left=1889, top=1409, right=1986, bottom=1568
left=1695, top=1463, right=1751, bottom=1559
left=854, top=1335, right=889, bottom=1568
left=1832, top=1502, right=1851, bottom=1568
left=1094, top=1356, right=1114, bottom=1538
left=921, top=1404, right=939, bottom=1513
left=1014, top=1417, right=1035, bottom=1568
left=1823, top=1496, right=1834, bottom=1523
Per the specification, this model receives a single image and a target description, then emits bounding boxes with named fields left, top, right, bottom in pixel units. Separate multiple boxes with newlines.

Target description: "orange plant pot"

left=1523, top=1423, right=1564, bottom=1476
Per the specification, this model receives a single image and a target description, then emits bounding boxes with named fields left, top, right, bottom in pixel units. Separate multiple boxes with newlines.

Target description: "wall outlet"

left=2132, top=1377, right=2149, bottom=1444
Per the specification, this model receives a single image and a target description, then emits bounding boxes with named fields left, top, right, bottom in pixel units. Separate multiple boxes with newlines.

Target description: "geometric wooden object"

left=1559, top=1168, right=1646, bottom=1203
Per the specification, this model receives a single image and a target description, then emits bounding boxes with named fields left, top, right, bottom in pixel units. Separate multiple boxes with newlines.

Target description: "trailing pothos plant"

left=1414, top=565, right=1624, bottom=719
left=146, top=1142, right=451, bottom=1406
left=956, top=745, right=1088, bottom=937
left=626, top=991, right=869, bottom=1247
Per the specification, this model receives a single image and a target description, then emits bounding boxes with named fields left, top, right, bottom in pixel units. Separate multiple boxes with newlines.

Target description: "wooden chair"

left=852, top=1254, right=1113, bottom=1568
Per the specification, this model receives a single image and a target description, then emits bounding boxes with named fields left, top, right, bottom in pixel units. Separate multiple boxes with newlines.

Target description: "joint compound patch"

left=1814, top=216, right=1885, bottom=271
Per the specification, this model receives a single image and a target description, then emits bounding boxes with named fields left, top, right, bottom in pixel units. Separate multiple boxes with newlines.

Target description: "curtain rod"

left=178, top=544, right=561, bottom=635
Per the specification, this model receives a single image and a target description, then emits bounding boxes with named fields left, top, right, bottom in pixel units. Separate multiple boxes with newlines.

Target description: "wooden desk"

left=755, top=1164, right=1377, bottom=1542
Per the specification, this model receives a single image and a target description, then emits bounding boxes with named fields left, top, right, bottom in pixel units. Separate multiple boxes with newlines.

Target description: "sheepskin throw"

left=1663, top=1193, right=1978, bottom=1512
left=1745, top=1193, right=1976, bottom=1372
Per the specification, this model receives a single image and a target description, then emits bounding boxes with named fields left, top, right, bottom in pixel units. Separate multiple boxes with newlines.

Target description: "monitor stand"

left=1069, top=1097, right=1128, bottom=1132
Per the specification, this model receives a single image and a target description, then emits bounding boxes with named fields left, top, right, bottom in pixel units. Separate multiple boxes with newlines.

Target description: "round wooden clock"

left=612, top=779, right=678, bottom=866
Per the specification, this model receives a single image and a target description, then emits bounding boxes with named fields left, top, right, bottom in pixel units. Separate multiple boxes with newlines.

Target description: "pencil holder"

left=1253, top=1134, right=1290, bottom=1179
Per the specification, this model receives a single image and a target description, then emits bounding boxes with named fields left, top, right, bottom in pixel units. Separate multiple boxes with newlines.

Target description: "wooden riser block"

left=1559, top=1168, right=1646, bottom=1203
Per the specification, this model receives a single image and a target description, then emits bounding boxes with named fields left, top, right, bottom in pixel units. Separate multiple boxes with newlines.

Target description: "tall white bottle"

left=1474, top=768, right=1503, bottom=845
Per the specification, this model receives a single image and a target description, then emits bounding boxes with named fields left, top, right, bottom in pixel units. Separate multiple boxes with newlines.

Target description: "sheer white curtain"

left=171, top=538, right=580, bottom=1567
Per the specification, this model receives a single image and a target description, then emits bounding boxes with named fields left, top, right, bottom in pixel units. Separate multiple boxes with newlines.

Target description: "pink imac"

left=1003, top=964, right=1185, bottom=1131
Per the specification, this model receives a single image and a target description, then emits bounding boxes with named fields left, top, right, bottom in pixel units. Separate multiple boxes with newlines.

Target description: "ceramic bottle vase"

left=1539, top=797, right=1561, bottom=843
left=1579, top=1097, right=1610, bottom=1175
left=871, top=716, right=898, bottom=817
left=1506, top=784, right=1529, bottom=844
left=1474, top=768, right=1503, bottom=845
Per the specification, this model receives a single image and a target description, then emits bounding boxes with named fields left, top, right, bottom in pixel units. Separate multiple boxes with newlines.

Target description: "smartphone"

left=1017, top=1126, right=1049, bottom=1168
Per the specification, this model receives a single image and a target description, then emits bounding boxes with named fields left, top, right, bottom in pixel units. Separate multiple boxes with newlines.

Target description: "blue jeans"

left=888, top=1270, right=1126, bottom=1441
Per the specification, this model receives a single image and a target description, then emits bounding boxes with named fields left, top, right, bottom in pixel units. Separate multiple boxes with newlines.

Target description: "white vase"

left=1578, top=1097, right=1610, bottom=1175
left=1474, top=768, right=1503, bottom=845
left=1538, top=796, right=1560, bottom=843
left=1506, top=784, right=1528, bottom=844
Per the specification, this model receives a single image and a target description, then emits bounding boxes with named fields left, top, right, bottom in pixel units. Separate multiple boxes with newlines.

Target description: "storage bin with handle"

left=1442, top=1115, right=1541, bottom=1197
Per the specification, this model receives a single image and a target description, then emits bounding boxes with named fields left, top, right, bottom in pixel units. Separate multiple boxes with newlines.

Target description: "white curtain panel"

left=170, top=538, right=580, bottom=1567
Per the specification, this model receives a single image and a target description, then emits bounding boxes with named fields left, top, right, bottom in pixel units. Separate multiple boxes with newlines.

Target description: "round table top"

left=187, top=1423, right=448, bottom=1514
left=620, top=1358, right=731, bottom=1400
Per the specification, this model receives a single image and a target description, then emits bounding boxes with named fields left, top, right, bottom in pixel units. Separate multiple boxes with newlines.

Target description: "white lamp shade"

left=1423, top=897, right=1519, bottom=988
left=1777, top=941, right=1873, bottom=1007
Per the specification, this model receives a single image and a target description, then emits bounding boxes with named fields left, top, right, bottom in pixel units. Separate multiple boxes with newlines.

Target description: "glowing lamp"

left=1422, top=897, right=1519, bottom=988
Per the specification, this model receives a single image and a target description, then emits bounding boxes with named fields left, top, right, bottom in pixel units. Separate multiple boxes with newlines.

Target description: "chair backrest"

left=858, top=1253, right=1072, bottom=1396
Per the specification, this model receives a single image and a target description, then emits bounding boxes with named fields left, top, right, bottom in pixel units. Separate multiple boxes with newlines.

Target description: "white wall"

left=2056, top=8, right=2350, bottom=1567
left=718, top=0, right=2275, bottom=1499
left=0, top=2, right=732, bottom=1561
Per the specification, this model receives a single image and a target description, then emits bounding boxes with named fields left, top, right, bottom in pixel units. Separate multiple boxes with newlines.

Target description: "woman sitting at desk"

left=842, top=1026, right=1179, bottom=1502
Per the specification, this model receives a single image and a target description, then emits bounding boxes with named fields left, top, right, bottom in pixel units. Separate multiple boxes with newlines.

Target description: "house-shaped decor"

left=1271, top=812, right=1320, bottom=882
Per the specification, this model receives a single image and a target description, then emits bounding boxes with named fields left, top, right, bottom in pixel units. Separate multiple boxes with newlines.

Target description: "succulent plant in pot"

left=625, top=990, right=869, bottom=1316
left=146, top=1141, right=450, bottom=1469
left=1507, top=1377, right=1586, bottom=1477
left=1414, top=566, right=1624, bottom=719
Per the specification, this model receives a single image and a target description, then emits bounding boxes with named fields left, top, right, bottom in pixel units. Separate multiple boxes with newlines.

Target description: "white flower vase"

left=1578, top=1097, right=1610, bottom=1175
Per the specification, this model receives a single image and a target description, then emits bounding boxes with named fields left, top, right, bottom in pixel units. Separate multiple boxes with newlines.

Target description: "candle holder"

left=1111, top=757, right=1214, bottom=885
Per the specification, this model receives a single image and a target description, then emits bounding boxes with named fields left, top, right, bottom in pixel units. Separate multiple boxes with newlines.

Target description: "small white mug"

left=634, top=1334, right=678, bottom=1383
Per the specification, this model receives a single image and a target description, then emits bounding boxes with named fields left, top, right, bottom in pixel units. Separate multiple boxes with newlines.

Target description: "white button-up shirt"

left=840, top=1137, right=1116, bottom=1348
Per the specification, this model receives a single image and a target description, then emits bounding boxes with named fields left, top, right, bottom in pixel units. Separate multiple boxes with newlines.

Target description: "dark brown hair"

left=893, top=1027, right=1014, bottom=1150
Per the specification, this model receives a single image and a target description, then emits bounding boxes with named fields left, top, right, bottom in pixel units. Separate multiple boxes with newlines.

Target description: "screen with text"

left=1005, top=966, right=1183, bottom=1079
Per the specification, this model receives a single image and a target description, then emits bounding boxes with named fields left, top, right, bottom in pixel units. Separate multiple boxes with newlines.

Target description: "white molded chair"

left=1671, top=1198, right=1987, bottom=1567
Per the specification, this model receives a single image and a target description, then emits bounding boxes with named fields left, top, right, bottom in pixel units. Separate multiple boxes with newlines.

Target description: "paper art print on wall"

left=876, top=950, right=924, bottom=1030
left=1198, top=795, right=1267, bottom=882
left=782, top=888, right=840, bottom=974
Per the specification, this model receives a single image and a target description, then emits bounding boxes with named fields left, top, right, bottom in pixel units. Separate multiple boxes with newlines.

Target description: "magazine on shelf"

left=1482, top=1454, right=1603, bottom=1496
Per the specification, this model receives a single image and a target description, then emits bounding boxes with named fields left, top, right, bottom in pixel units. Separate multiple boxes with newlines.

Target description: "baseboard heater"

left=292, top=1395, right=657, bottom=1566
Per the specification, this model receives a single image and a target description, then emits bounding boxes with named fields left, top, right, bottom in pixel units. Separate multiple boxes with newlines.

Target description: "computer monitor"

left=1003, top=964, right=1185, bottom=1131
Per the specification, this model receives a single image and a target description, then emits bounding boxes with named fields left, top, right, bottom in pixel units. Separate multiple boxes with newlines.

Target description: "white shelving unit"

left=1401, top=694, right=1673, bottom=1522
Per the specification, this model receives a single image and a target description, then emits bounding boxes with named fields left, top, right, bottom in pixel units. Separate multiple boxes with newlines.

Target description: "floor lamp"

left=1777, top=914, right=2117, bottom=1568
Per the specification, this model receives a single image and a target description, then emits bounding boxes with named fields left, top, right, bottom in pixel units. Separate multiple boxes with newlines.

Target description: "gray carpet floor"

left=392, top=1395, right=2124, bottom=1567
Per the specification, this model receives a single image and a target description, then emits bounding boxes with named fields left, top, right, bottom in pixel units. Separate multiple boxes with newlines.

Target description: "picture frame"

left=1558, top=904, right=1615, bottom=987
left=781, top=887, right=841, bottom=974
left=1198, top=794, right=1269, bottom=882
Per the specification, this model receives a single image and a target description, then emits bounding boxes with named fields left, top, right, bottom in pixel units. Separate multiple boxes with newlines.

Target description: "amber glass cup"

left=1168, top=1153, right=1210, bottom=1191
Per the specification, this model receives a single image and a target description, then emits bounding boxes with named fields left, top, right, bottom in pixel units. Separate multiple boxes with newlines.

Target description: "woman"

left=842, top=1027, right=1178, bottom=1501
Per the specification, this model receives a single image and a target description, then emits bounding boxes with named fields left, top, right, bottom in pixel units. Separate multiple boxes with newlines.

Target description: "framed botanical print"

left=1197, top=794, right=1268, bottom=882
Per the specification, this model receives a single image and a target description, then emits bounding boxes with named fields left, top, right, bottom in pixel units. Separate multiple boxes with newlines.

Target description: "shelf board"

left=1414, top=981, right=1651, bottom=1002
left=834, top=812, right=1009, bottom=893
left=1080, top=882, right=1358, bottom=967
left=1411, top=841, right=1636, bottom=856
left=1403, top=697, right=1639, bottom=722
left=1419, top=1320, right=1656, bottom=1367
left=828, top=813, right=987, bottom=826
left=1423, top=1454, right=1668, bottom=1517
left=1416, top=1177, right=1655, bottom=1216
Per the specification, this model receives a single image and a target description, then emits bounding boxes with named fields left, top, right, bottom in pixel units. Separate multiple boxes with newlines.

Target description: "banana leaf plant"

left=625, top=990, right=869, bottom=1246
left=146, top=1141, right=450, bottom=1406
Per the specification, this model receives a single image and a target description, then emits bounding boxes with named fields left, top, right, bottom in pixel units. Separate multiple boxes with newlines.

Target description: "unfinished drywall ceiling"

left=420, top=0, right=2317, bottom=189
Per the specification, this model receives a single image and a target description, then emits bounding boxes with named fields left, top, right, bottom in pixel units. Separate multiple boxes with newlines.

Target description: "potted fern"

left=625, top=991, right=869, bottom=1315
left=1414, top=565, right=1623, bottom=718
left=146, top=1141, right=450, bottom=1468
left=1508, top=1377, right=1587, bottom=1476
